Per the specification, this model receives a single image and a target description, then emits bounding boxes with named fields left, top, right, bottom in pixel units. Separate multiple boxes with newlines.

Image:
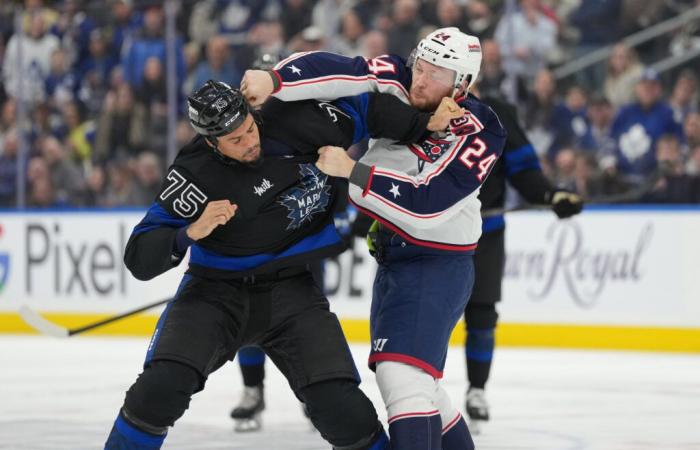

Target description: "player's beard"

left=242, top=144, right=264, bottom=168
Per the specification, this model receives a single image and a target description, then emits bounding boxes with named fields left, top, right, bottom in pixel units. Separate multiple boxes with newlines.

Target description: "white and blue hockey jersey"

left=271, top=52, right=506, bottom=251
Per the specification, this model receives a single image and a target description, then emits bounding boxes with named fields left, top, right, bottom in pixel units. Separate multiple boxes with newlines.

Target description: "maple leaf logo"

left=278, top=164, right=331, bottom=230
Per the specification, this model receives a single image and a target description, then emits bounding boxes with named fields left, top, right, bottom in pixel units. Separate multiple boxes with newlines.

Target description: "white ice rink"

left=1, top=335, right=699, bottom=450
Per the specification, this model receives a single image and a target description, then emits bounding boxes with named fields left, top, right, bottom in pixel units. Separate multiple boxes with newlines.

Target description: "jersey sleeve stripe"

left=363, top=165, right=375, bottom=197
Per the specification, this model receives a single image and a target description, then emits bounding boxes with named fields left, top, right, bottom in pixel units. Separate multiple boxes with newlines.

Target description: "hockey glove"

left=547, top=190, right=583, bottom=219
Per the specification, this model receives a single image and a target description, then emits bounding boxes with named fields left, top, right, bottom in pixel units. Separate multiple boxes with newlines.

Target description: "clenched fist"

left=241, top=70, right=275, bottom=107
left=316, top=146, right=355, bottom=178
left=427, top=97, right=465, bottom=132
left=186, top=200, right=238, bottom=241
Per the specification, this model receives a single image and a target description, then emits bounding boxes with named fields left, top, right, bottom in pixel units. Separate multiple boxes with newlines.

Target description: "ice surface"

left=1, top=335, right=699, bottom=450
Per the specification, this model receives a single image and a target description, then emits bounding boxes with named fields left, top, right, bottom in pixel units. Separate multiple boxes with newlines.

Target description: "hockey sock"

left=388, top=413, right=441, bottom=450
left=104, top=411, right=166, bottom=450
left=441, top=413, right=474, bottom=450
left=466, top=327, right=495, bottom=389
left=238, top=346, right=266, bottom=387
left=366, top=428, right=389, bottom=450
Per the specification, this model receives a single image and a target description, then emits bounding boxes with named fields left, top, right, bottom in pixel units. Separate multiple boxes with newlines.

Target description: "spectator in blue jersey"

left=106, top=0, right=143, bottom=61
left=121, top=5, right=185, bottom=90
left=49, top=0, right=97, bottom=71
left=580, top=94, right=617, bottom=164
left=44, top=48, right=78, bottom=108
left=611, top=68, right=683, bottom=183
left=547, top=85, right=590, bottom=161
left=192, top=35, right=242, bottom=93
left=0, top=129, right=19, bottom=206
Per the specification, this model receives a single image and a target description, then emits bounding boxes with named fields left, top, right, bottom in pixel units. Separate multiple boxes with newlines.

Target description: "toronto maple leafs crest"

left=278, top=164, right=331, bottom=230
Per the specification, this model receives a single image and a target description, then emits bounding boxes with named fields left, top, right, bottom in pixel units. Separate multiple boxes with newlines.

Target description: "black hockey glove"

left=546, top=190, right=583, bottom=219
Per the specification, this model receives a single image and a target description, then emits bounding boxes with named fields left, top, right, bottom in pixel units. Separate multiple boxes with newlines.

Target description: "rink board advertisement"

left=1, top=207, right=699, bottom=351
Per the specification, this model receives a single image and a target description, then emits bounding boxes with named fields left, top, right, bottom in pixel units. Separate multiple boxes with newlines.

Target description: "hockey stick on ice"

left=18, top=297, right=171, bottom=338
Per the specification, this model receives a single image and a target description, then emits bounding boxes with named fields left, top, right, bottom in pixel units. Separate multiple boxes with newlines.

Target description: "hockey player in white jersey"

left=242, top=27, right=506, bottom=450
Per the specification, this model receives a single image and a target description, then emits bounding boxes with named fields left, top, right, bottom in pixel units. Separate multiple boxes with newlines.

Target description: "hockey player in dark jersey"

left=103, top=80, right=464, bottom=450
left=463, top=91, right=583, bottom=432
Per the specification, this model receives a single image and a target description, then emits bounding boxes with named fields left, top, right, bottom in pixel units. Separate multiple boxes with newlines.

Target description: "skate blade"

left=234, top=416, right=262, bottom=432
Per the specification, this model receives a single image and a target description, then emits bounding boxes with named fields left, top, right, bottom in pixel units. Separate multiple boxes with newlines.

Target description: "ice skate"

left=231, top=385, right=265, bottom=432
left=465, top=388, right=489, bottom=434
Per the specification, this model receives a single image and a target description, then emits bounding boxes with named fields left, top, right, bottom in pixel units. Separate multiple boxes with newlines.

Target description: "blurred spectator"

left=432, top=0, right=467, bottom=30
left=39, top=135, right=84, bottom=204
left=359, top=30, right=388, bottom=59
left=568, top=0, right=622, bottom=88
left=0, top=129, right=19, bottom=206
left=465, top=1, right=497, bottom=39
left=83, top=164, right=107, bottom=207
left=682, top=112, right=700, bottom=155
left=193, top=35, right=242, bottom=92
left=280, top=0, right=312, bottom=42
left=106, top=0, right=143, bottom=61
left=102, top=159, right=135, bottom=206
left=137, top=56, right=168, bottom=154
left=604, top=43, right=643, bottom=109
left=331, top=9, right=366, bottom=56
left=311, top=0, right=350, bottom=42
left=524, top=69, right=558, bottom=158
left=387, top=0, right=423, bottom=57
left=581, top=94, right=617, bottom=162
left=245, top=20, right=286, bottom=69
left=44, top=48, right=77, bottom=109
left=26, top=156, right=56, bottom=207
left=494, top=0, right=557, bottom=83
left=548, top=86, right=590, bottom=160
left=62, top=100, right=95, bottom=164
left=189, top=0, right=281, bottom=46
left=3, top=13, right=60, bottom=105
left=50, top=0, right=97, bottom=70
left=611, top=68, right=683, bottom=181
left=289, top=25, right=328, bottom=53
left=95, top=84, right=146, bottom=162
left=130, top=151, right=163, bottom=205
left=686, top=145, right=700, bottom=176
left=644, top=134, right=700, bottom=203
left=121, top=5, right=185, bottom=90
left=669, top=69, right=698, bottom=124
left=76, top=30, right=116, bottom=115
left=552, top=147, right=577, bottom=191
left=181, top=41, right=202, bottom=96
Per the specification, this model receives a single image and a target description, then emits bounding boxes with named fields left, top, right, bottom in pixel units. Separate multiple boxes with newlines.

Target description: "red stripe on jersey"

left=442, top=413, right=462, bottom=433
left=388, top=410, right=440, bottom=424
left=349, top=198, right=478, bottom=252
left=369, top=352, right=444, bottom=378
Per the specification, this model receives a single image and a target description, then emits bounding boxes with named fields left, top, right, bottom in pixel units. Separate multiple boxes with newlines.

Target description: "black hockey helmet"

left=187, top=80, right=250, bottom=138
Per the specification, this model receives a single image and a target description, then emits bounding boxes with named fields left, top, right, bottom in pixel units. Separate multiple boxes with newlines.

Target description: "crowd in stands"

left=1, top=0, right=700, bottom=209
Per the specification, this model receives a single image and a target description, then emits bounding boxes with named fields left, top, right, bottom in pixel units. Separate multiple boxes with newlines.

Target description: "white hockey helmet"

left=408, top=27, right=482, bottom=94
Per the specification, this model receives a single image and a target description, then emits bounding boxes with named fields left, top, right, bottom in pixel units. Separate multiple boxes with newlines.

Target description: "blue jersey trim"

left=504, top=143, right=541, bottom=177
left=335, top=93, right=370, bottom=145
left=482, top=215, right=505, bottom=233
left=132, top=203, right=189, bottom=235
left=189, top=223, right=342, bottom=271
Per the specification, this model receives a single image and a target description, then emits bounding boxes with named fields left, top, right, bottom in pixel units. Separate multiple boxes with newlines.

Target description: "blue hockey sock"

left=366, top=428, right=390, bottom=450
left=441, top=414, right=474, bottom=450
left=466, top=327, right=495, bottom=389
left=388, top=413, right=441, bottom=450
left=104, top=412, right=166, bottom=450
left=238, top=346, right=266, bottom=387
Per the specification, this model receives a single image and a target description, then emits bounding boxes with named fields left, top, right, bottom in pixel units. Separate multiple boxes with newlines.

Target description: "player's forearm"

left=509, top=169, right=554, bottom=204
left=366, top=93, right=432, bottom=144
left=124, top=227, right=187, bottom=281
left=271, top=52, right=382, bottom=102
